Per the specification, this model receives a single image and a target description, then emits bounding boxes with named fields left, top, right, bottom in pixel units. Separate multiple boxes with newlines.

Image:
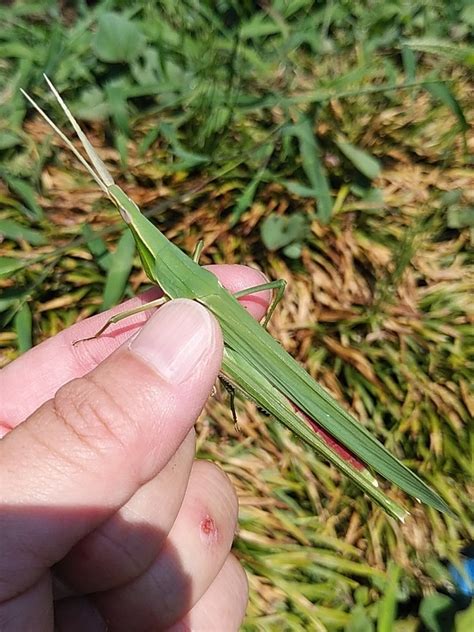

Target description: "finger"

left=0, top=264, right=270, bottom=430
left=168, top=555, right=248, bottom=632
left=54, top=596, right=104, bottom=632
left=93, top=460, right=239, bottom=631
left=0, top=300, right=222, bottom=609
left=0, top=574, right=53, bottom=632
left=54, top=429, right=196, bottom=594
left=55, top=555, right=248, bottom=632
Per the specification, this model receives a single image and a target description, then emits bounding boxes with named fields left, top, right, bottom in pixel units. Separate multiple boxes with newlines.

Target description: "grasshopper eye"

left=118, top=206, right=132, bottom=224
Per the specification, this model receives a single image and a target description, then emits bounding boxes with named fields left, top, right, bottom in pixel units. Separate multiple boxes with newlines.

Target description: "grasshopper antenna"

left=21, top=76, right=113, bottom=195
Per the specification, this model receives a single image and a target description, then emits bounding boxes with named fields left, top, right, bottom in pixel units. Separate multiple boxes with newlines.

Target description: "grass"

left=1, top=1, right=473, bottom=629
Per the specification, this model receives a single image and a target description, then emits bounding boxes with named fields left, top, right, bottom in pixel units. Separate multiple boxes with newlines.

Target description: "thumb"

left=0, top=299, right=222, bottom=603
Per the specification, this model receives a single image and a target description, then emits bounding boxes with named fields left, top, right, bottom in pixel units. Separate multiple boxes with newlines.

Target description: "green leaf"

left=229, top=144, right=273, bottom=227
left=440, top=189, right=463, bottom=206
left=0, top=131, right=21, bottom=150
left=0, top=297, right=18, bottom=313
left=460, top=5, right=474, bottom=27
left=401, top=45, right=417, bottom=83
left=131, top=47, right=161, bottom=85
left=114, top=131, right=129, bottom=167
left=159, top=122, right=209, bottom=168
left=419, top=593, right=456, bottom=632
left=455, top=602, right=474, bottom=632
left=229, top=178, right=260, bottom=227
left=101, top=229, right=136, bottom=311
left=404, top=38, right=474, bottom=67
left=282, top=242, right=303, bottom=259
left=1, top=174, right=43, bottom=220
left=74, top=87, right=109, bottom=122
left=351, top=186, right=384, bottom=204
left=298, top=124, right=332, bottom=223
left=447, top=206, right=474, bottom=229
left=261, top=213, right=308, bottom=251
left=336, top=140, right=381, bottom=180
left=282, top=180, right=319, bottom=198
left=286, top=116, right=333, bottom=223
left=14, top=302, right=32, bottom=353
left=426, top=82, right=469, bottom=132
left=82, top=225, right=111, bottom=271
left=0, top=257, right=25, bottom=278
left=346, top=605, right=374, bottom=632
left=92, top=12, right=146, bottom=63
left=0, top=219, right=47, bottom=246
left=393, top=617, right=418, bottom=632
left=105, top=81, right=130, bottom=136
left=377, top=563, right=401, bottom=632
left=241, top=14, right=283, bottom=39
left=0, top=42, right=36, bottom=59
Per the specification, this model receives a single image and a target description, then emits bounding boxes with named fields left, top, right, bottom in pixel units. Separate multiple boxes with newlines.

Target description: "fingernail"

left=129, top=299, right=216, bottom=384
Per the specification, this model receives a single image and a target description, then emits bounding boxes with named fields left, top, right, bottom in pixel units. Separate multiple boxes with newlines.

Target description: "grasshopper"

left=21, top=76, right=451, bottom=521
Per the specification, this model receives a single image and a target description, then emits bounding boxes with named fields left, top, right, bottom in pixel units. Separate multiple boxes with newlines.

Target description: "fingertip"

left=167, top=555, right=248, bottom=632
left=129, top=298, right=223, bottom=386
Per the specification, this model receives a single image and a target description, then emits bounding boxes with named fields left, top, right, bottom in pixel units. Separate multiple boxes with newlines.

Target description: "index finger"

left=0, top=264, right=271, bottom=431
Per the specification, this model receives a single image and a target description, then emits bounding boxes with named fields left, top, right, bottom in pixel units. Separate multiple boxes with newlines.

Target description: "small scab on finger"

left=200, top=514, right=218, bottom=545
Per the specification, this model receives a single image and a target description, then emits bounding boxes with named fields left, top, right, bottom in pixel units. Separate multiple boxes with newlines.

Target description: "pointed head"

left=107, top=184, right=138, bottom=225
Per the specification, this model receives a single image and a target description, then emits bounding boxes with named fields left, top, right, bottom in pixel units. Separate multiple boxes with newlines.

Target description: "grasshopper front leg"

left=191, top=236, right=285, bottom=329
left=234, top=279, right=286, bottom=328
left=73, top=297, right=168, bottom=345
left=192, top=240, right=205, bottom=263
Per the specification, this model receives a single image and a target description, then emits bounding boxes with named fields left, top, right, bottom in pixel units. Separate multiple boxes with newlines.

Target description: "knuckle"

left=52, top=374, right=136, bottom=457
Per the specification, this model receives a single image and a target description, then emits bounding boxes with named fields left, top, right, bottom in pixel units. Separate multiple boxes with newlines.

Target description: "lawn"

left=0, top=1, right=473, bottom=629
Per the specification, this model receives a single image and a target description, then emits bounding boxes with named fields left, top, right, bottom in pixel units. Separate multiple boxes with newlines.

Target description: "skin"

left=0, top=264, right=271, bottom=632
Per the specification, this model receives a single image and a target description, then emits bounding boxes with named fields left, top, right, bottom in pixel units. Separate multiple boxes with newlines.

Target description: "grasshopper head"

left=107, top=184, right=137, bottom=225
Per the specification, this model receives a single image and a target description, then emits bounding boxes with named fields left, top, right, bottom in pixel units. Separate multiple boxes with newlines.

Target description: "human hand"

left=0, top=265, right=271, bottom=631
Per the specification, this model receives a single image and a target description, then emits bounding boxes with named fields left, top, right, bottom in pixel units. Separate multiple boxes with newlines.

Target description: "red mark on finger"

left=200, top=515, right=218, bottom=545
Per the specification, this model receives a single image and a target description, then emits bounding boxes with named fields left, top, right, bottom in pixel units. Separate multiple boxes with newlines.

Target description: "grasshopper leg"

left=219, top=376, right=240, bottom=431
left=192, top=239, right=205, bottom=263
left=233, top=279, right=286, bottom=328
left=73, top=296, right=168, bottom=345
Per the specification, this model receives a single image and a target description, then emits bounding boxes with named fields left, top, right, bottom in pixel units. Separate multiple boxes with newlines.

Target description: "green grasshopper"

left=22, top=76, right=451, bottom=521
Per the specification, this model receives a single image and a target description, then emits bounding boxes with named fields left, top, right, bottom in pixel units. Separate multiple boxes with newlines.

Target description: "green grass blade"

left=286, top=116, right=333, bottom=223
left=14, top=302, right=33, bottom=353
left=0, top=219, right=47, bottom=246
left=335, top=140, right=381, bottom=180
left=0, top=173, right=44, bottom=220
left=377, top=563, right=401, bottom=632
left=0, top=258, right=26, bottom=278
left=425, top=81, right=469, bottom=132
left=101, top=229, right=136, bottom=311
